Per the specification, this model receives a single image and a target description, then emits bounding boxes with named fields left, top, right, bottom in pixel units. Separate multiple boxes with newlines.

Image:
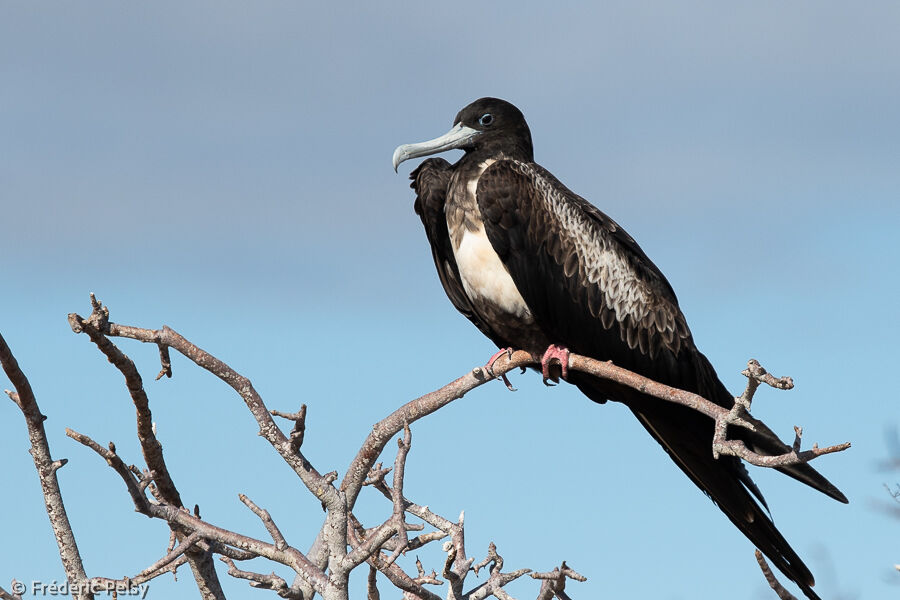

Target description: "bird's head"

left=392, top=97, right=534, bottom=171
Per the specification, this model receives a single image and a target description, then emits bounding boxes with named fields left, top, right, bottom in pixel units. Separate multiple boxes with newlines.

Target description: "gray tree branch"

left=2, top=295, right=853, bottom=600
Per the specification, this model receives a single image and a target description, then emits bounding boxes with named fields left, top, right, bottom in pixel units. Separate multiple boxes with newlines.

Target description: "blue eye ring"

left=479, top=113, right=494, bottom=126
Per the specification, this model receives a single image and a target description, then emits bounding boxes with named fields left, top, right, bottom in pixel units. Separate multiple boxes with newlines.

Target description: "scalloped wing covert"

left=475, top=159, right=695, bottom=384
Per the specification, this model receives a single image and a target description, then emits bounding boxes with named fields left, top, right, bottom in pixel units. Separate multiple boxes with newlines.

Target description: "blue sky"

left=1, top=2, right=898, bottom=599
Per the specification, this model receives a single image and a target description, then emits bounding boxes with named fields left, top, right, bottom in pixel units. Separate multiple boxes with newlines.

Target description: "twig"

left=467, top=543, right=531, bottom=600
left=363, top=462, right=392, bottom=488
left=239, top=494, right=289, bottom=551
left=89, top=533, right=199, bottom=590
left=346, top=524, right=442, bottom=600
left=414, top=557, right=442, bottom=586
left=383, top=423, right=413, bottom=568
left=532, top=562, right=586, bottom=600
left=473, top=542, right=503, bottom=576
left=69, top=296, right=182, bottom=504
left=64, top=431, right=154, bottom=518
left=712, top=360, right=851, bottom=466
left=220, top=556, right=302, bottom=599
left=271, top=404, right=307, bottom=454
left=156, top=343, right=172, bottom=380
left=755, top=550, right=798, bottom=600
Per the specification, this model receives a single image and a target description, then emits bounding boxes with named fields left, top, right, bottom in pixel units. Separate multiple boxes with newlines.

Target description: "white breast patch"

left=455, top=225, right=533, bottom=321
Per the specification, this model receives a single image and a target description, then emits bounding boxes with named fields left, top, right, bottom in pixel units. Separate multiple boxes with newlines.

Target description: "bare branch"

left=68, top=296, right=182, bottom=505
left=73, top=299, right=846, bottom=597
left=271, top=404, right=307, bottom=454
left=24, top=298, right=841, bottom=600
left=744, top=359, right=794, bottom=393
left=156, top=343, right=172, bottom=380
left=344, top=525, right=398, bottom=572
left=467, top=543, right=531, bottom=600
left=440, top=511, right=474, bottom=599
left=407, top=530, right=447, bottom=553
left=712, top=360, right=851, bottom=467
left=363, top=462, right=392, bottom=488
left=414, top=557, right=442, bottom=586
left=346, top=524, right=442, bottom=600
left=367, top=566, right=380, bottom=600
left=0, top=333, right=93, bottom=600
left=67, top=296, right=225, bottom=599
left=0, top=582, right=23, bottom=600
left=69, top=297, right=342, bottom=511
left=239, top=494, right=288, bottom=551
left=65, top=429, right=153, bottom=514
left=220, top=556, right=302, bottom=599
left=532, top=562, right=586, bottom=600
left=88, top=533, right=199, bottom=590
left=473, top=542, right=503, bottom=576
left=67, top=426, right=331, bottom=594
left=382, top=423, right=414, bottom=568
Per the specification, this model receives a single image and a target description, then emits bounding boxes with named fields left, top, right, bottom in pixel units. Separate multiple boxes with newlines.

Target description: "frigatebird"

left=392, top=98, right=846, bottom=599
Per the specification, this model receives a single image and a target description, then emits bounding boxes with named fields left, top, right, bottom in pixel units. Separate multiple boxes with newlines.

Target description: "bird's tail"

left=571, top=370, right=829, bottom=600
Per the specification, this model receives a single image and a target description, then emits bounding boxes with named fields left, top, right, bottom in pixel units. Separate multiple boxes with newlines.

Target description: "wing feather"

left=476, top=160, right=693, bottom=376
left=474, top=157, right=847, bottom=511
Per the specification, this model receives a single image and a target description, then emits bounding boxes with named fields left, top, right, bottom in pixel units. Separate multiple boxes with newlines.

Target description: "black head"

left=393, top=97, right=533, bottom=171
left=451, top=97, right=533, bottom=159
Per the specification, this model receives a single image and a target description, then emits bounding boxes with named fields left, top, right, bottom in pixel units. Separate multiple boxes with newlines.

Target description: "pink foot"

left=485, top=347, right=517, bottom=391
left=541, top=345, right=570, bottom=385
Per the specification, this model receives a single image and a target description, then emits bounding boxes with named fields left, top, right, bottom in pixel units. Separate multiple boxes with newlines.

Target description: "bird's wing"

left=474, top=160, right=851, bottom=510
left=410, top=158, right=509, bottom=347
left=476, top=159, right=695, bottom=384
left=476, top=159, right=842, bottom=599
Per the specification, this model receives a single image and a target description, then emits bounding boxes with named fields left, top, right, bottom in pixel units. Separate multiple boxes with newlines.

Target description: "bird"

left=392, top=97, right=846, bottom=600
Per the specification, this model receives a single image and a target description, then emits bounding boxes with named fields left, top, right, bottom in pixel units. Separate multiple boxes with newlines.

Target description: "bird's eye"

left=478, top=113, right=494, bottom=126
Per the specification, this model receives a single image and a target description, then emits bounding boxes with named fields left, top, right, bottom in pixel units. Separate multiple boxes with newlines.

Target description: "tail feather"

left=573, top=374, right=825, bottom=600
left=740, top=414, right=848, bottom=504
left=630, top=402, right=820, bottom=600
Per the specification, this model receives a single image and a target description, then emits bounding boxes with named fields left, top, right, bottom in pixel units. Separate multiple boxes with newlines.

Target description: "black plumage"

left=394, top=97, right=846, bottom=600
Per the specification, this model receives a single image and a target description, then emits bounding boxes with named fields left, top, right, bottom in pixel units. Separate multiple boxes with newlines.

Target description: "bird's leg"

left=485, top=347, right=517, bottom=391
left=541, top=345, right=570, bottom=386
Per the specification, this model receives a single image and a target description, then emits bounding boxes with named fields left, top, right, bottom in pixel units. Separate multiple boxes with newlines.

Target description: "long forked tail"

left=573, top=372, right=826, bottom=600
left=630, top=399, right=820, bottom=599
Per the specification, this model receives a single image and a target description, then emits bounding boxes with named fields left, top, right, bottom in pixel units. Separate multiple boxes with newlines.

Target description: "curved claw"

left=485, top=347, right=517, bottom=392
left=485, top=347, right=514, bottom=377
left=541, top=345, right=570, bottom=386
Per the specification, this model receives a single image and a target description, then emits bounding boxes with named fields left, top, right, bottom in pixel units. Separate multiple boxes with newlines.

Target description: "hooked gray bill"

left=392, top=123, right=480, bottom=172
